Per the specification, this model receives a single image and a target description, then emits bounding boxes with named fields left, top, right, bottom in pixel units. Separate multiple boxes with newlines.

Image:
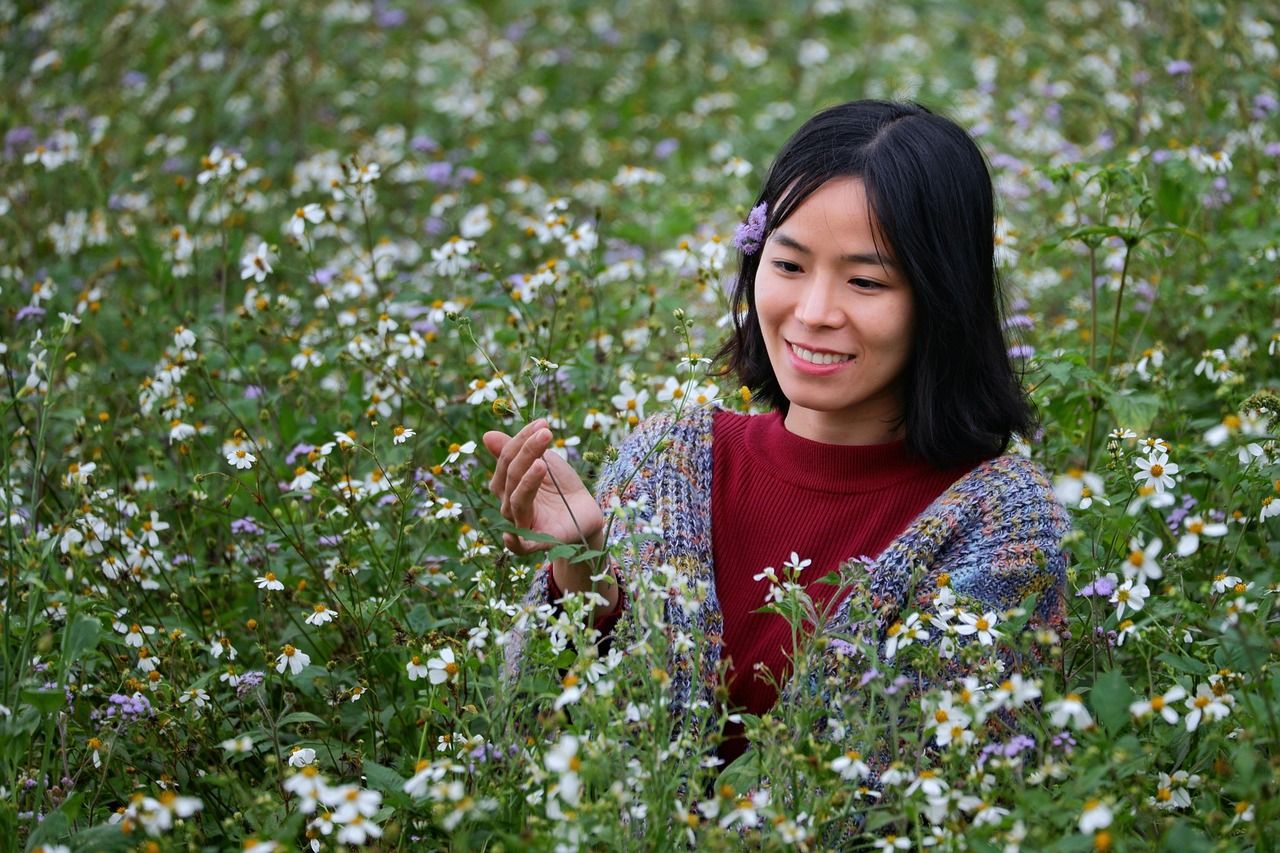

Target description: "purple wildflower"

left=231, top=517, right=264, bottom=536
left=318, top=534, right=342, bottom=547
left=654, top=138, right=679, bottom=160
left=857, top=667, right=880, bottom=687
left=411, top=134, right=439, bottom=153
left=1266, top=142, right=1280, bottom=157
left=1051, top=731, right=1076, bottom=753
left=104, top=692, right=154, bottom=722
left=1076, top=574, right=1117, bottom=598
left=375, top=6, right=407, bottom=27
left=1165, top=60, right=1192, bottom=75
left=884, top=674, right=911, bottom=696
left=16, top=305, right=46, bottom=322
left=1007, top=344, right=1035, bottom=359
left=824, top=638, right=857, bottom=659
left=1166, top=493, right=1198, bottom=533
left=285, top=443, right=316, bottom=466
left=424, top=162, right=452, bottom=183
left=244, top=385, right=265, bottom=400
left=236, top=670, right=266, bottom=698
left=732, top=202, right=768, bottom=255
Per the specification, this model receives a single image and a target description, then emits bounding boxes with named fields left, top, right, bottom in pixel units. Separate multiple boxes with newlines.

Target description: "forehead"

left=769, top=177, right=895, bottom=259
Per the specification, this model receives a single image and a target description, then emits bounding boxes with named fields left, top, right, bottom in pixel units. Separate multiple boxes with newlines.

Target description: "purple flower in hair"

left=732, top=202, right=768, bottom=255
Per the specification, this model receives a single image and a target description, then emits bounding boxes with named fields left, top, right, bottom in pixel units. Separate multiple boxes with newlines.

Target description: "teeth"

left=791, top=344, right=852, bottom=365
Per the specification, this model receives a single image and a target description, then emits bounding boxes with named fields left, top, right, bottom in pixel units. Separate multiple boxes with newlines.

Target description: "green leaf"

left=21, top=689, right=66, bottom=715
left=362, top=758, right=407, bottom=798
left=1089, top=669, right=1132, bottom=733
left=1156, top=652, right=1209, bottom=676
left=1215, top=634, right=1267, bottom=674
left=714, top=744, right=763, bottom=794
left=546, top=544, right=577, bottom=561
left=65, top=614, right=102, bottom=660
left=25, top=793, right=77, bottom=851
left=276, top=711, right=327, bottom=728
left=407, top=603, right=433, bottom=634
left=1158, top=820, right=1213, bottom=852
left=1108, top=391, right=1162, bottom=434
left=68, top=823, right=131, bottom=853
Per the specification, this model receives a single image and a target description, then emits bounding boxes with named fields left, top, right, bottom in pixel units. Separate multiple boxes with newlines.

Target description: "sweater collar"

left=742, top=409, right=939, bottom=493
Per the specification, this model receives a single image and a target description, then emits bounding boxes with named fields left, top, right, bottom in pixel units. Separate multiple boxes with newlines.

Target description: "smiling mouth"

left=788, top=342, right=854, bottom=365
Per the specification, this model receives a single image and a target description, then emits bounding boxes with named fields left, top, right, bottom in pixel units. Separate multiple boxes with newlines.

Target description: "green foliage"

left=1, top=0, right=1278, bottom=850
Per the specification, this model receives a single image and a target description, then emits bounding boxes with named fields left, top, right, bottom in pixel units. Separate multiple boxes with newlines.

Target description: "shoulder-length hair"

left=715, top=99, right=1036, bottom=467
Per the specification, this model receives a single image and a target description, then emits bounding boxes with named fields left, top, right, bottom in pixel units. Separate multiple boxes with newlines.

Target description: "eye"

left=771, top=260, right=802, bottom=274
left=850, top=278, right=885, bottom=290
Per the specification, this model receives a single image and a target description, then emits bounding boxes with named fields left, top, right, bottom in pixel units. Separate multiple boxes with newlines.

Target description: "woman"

left=484, top=100, right=1069, bottom=767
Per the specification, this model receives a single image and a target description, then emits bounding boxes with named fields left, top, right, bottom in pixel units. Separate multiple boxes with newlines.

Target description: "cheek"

left=752, top=277, right=786, bottom=332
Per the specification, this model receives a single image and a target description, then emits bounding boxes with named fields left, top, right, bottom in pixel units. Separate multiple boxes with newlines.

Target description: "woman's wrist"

left=550, top=528, right=617, bottom=610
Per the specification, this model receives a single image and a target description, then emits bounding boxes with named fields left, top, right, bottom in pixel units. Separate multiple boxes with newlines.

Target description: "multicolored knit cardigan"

left=503, top=403, right=1071, bottom=751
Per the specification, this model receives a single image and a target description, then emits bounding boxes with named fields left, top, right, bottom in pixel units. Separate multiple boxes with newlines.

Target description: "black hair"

left=714, top=99, right=1036, bottom=467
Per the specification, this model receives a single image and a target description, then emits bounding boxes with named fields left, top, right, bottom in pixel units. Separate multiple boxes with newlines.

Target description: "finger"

left=490, top=419, right=545, bottom=497
left=508, top=455, right=547, bottom=530
left=502, top=531, right=528, bottom=556
left=481, top=430, right=509, bottom=459
left=502, top=428, right=552, bottom=514
left=481, top=432, right=509, bottom=496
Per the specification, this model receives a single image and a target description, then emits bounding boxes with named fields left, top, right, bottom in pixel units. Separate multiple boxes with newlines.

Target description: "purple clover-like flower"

left=1165, top=59, right=1193, bottom=76
left=1076, top=574, right=1117, bottom=598
left=236, top=670, right=266, bottom=698
left=231, top=517, right=264, bottom=536
left=104, top=692, right=154, bottom=722
left=826, top=638, right=858, bottom=658
left=732, top=202, right=768, bottom=255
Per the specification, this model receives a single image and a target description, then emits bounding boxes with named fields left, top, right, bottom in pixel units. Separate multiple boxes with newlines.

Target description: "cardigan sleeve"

left=908, top=454, right=1070, bottom=641
left=770, top=454, right=1070, bottom=841
left=501, top=413, right=677, bottom=686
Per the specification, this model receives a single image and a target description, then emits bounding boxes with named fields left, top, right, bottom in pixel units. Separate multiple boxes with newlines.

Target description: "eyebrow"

left=770, top=231, right=899, bottom=269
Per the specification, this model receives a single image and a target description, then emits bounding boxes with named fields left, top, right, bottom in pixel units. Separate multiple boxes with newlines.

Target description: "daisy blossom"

left=427, top=647, right=460, bottom=684
left=1129, top=685, right=1187, bottom=724
left=276, top=644, right=311, bottom=676
left=1133, top=451, right=1178, bottom=492
left=956, top=610, right=1001, bottom=645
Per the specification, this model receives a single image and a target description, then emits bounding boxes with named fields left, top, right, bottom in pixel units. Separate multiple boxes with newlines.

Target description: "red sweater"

left=710, top=410, right=968, bottom=763
left=547, top=409, right=968, bottom=763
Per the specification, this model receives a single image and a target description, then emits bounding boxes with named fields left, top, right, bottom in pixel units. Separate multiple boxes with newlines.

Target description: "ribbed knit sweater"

left=506, top=404, right=1069, bottom=765
left=709, top=409, right=972, bottom=762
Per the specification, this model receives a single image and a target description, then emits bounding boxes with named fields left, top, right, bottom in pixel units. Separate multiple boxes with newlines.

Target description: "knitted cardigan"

left=503, top=403, right=1070, bottom=752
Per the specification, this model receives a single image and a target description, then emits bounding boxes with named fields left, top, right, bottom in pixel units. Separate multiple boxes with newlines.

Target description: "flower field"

left=3, top=0, right=1279, bottom=849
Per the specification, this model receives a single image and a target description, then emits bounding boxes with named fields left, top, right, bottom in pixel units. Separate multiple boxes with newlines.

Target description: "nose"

left=794, top=276, right=845, bottom=329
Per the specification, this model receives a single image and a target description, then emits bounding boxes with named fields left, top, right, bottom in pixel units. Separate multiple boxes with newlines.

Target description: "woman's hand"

left=482, top=419, right=606, bottom=559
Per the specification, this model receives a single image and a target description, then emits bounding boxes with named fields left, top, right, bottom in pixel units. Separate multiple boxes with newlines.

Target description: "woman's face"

left=753, top=177, right=915, bottom=446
